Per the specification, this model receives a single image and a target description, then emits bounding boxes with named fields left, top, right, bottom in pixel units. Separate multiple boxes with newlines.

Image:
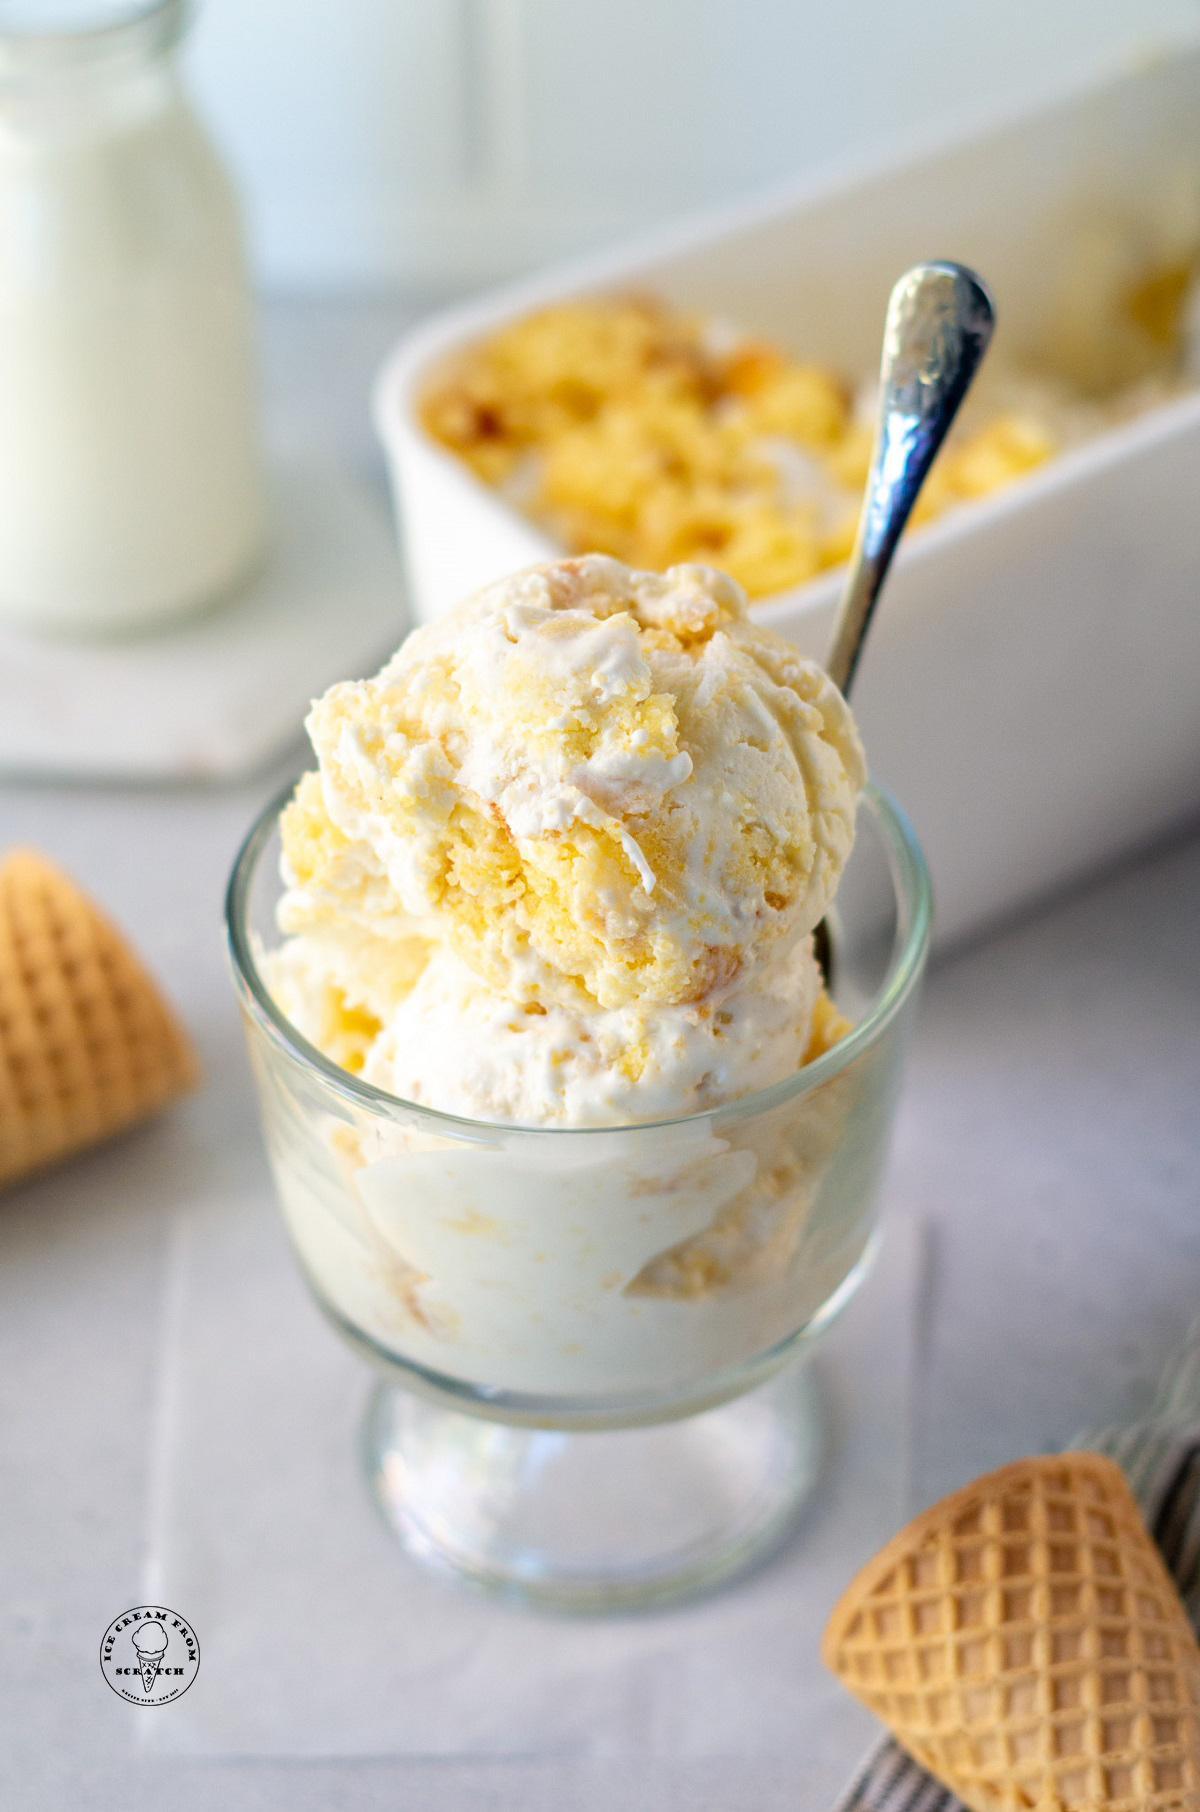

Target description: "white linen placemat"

left=140, top=1185, right=924, bottom=1760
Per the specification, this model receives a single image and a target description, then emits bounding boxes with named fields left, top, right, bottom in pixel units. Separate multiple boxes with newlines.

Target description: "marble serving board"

left=0, top=458, right=406, bottom=782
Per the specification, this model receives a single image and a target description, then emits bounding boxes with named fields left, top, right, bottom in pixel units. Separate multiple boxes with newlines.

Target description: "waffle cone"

left=822, top=1453, right=1200, bottom=1812
left=0, top=848, right=198, bottom=1190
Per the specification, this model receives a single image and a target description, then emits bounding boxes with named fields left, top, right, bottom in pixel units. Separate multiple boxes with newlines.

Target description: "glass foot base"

left=362, top=1361, right=823, bottom=1613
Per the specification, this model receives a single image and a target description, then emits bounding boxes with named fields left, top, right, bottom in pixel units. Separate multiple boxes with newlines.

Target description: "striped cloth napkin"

left=832, top=1323, right=1200, bottom=1812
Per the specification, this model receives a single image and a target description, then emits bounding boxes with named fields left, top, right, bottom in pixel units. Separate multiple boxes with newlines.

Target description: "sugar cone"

left=822, top=1453, right=1200, bottom=1812
left=0, top=848, right=199, bottom=1191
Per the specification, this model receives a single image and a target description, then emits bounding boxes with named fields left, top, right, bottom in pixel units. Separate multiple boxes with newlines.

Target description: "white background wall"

left=184, top=0, right=1200, bottom=294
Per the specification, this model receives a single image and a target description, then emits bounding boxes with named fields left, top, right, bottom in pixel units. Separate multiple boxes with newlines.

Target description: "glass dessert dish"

left=227, top=779, right=930, bottom=1612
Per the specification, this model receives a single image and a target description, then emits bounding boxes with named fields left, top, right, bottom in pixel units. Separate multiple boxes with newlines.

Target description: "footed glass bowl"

left=226, top=783, right=930, bottom=1611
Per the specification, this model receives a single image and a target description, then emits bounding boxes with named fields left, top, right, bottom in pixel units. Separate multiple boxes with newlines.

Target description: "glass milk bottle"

left=0, top=0, right=266, bottom=634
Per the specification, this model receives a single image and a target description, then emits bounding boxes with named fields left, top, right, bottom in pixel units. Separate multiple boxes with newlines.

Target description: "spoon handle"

left=825, top=262, right=995, bottom=697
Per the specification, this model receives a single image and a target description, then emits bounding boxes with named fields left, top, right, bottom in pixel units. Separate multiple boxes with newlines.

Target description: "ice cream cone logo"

left=100, top=1605, right=200, bottom=1706
left=132, top=1621, right=168, bottom=1694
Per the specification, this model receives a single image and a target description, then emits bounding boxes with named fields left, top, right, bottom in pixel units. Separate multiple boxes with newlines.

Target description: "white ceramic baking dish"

left=374, top=43, right=1200, bottom=948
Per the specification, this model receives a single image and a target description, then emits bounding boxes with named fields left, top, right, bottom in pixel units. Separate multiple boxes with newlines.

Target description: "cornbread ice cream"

left=420, top=280, right=1200, bottom=600
left=271, top=555, right=863, bottom=1127
left=259, top=556, right=878, bottom=1397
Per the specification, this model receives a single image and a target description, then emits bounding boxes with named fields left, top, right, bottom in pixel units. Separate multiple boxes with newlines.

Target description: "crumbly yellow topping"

left=804, top=988, right=854, bottom=1064
left=287, top=558, right=864, bottom=1021
left=419, top=297, right=1064, bottom=599
left=420, top=262, right=1200, bottom=601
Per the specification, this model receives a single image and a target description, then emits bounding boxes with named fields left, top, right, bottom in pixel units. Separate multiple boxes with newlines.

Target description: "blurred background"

left=4, top=11, right=1200, bottom=1798
left=186, top=0, right=1200, bottom=296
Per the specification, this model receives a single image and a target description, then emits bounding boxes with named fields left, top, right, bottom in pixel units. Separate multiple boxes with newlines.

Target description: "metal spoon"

left=825, top=260, right=996, bottom=695
left=816, top=261, right=995, bottom=980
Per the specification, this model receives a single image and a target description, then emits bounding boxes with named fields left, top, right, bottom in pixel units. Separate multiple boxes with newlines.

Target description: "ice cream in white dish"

left=262, top=556, right=871, bottom=1397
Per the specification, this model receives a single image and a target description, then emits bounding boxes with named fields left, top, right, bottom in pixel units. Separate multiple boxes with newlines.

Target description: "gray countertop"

left=2, top=300, right=1199, bottom=1812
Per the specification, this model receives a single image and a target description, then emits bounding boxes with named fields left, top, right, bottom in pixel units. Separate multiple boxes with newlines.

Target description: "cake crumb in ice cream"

left=270, top=555, right=865, bottom=1127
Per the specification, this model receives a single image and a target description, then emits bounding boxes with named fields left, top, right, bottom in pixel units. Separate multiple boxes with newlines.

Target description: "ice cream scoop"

left=132, top=1620, right=168, bottom=1694
left=274, top=556, right=865, bottom=1126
